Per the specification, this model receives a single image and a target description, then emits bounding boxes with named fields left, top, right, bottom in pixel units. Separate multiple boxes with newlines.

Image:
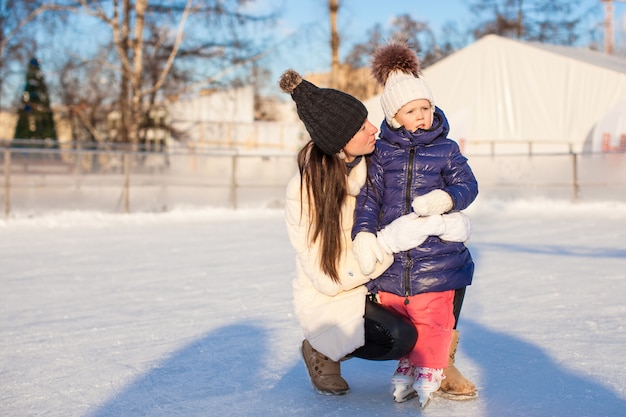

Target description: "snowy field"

left=1, top=197, right=626, bottom=417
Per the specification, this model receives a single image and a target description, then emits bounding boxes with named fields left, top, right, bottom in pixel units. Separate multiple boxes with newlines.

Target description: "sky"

left=250, top=0, right=626, bottom=84
left=4, top=0, right=625, bottom=107
left=258, top=0, right=470, bottom=78
left=5, top=0, right=626, bottom=105
left=1, top=198, right=626, bottom=417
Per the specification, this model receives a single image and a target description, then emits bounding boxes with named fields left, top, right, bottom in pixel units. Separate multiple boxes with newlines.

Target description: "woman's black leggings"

left=350, top=287, right=466, bottom=361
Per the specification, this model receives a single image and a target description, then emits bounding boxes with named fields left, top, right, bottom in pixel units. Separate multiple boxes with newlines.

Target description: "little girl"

left=352, top=42, right=478, bottom=408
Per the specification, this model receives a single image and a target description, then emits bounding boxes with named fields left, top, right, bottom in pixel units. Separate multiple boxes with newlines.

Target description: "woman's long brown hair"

left=297, top=141, right=348, bottom=283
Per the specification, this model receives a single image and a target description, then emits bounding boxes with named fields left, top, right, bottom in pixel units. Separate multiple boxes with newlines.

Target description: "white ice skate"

left=390, top=358, right=417, bottom=403
left=413, top=367, right=444, bottom=409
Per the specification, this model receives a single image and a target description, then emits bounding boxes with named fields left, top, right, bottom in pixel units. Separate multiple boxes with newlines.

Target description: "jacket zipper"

left=404, top=147, right=416, bottom=305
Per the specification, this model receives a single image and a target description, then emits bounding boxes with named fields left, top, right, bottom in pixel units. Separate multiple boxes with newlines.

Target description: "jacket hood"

left=380, top=106, right=450, bottom=148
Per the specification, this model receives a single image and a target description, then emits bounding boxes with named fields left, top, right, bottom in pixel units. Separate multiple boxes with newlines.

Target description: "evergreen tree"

left=13, top=57, right=58, bottom=148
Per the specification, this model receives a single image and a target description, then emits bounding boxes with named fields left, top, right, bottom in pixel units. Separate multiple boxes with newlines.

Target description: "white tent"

left=364, top=35, right=626, bottom=154
left=587, top=99, right=626, bottom=152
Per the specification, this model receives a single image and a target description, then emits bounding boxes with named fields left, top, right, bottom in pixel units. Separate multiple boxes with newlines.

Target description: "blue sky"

left=4, top=0, right=625, bottom=106
left=253, top=0, right=474, bottom=76
left=248, top=0, right=626, bottom=95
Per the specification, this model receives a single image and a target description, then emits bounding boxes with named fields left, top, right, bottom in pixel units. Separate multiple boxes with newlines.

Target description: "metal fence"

left=469, top=152, right=626, bottom=202
left=1, top=145, right=625, bottom=217
left=1, top=146, right=298, bottom=217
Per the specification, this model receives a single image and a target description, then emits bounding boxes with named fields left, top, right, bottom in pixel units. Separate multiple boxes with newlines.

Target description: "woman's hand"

left=353, top=232, right=386, bottom=275
left=377, top=213, right=445, bottom=253
left=440, top=212, right=472, bottom=242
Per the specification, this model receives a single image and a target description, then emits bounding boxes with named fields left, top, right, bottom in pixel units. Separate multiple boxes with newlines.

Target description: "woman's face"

left=343, top=119, right=378, bottom=162
left=395, top=99, right=433, bottom=132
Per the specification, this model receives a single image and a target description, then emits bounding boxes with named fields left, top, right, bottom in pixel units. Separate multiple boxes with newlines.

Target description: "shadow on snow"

left=84, top=320, right=625, bottom=417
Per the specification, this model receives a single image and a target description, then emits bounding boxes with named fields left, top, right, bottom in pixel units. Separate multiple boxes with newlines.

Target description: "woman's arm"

left=285, top=176, right=392, bottom=297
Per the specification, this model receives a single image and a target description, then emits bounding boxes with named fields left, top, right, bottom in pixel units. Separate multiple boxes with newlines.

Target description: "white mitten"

left=440, top=212, right=472, bottom=242
left=377, top=213, right=446, bottom=253
left=353, top=232, right=386, bottom=275
left=411, top=189, right=453, bottom=216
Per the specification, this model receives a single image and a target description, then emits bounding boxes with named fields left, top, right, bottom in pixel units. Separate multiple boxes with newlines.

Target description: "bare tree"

left=388, top=15, right=440, bottom=66
left=44, top=0, right=278, bottom=146
left=340, top=14, right=446, bottom=99
left=57, top=47, right=119, bottom=146
left=469, top=0, right=596, bottom=45
left=345, top=14, right=445, bottom=69
left=68, top=0, right=181, bottom=146
left=329, top=0, right=340, bottom=89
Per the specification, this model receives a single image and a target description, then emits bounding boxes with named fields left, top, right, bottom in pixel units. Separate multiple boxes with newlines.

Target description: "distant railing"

left=1, top=142, right=625, bottom=217
left=459, top=139, right=577, bottom=156
left=1, top=144, right=297, bottom=217
left=467, top=151, right=626, bottom=203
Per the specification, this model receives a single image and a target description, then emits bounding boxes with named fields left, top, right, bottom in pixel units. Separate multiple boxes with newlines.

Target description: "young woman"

left=279, top=69, right=472, bottom=398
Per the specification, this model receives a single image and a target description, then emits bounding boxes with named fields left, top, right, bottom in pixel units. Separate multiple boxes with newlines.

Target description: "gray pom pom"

left=371, top=42, right=420, bottom=86
left=279, top=69, right=303, bottom=94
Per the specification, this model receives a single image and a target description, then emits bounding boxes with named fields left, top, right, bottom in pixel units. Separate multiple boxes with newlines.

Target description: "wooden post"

left=571, top=153, right=579, bottom=203
left=230, top=154, right=238, bottom=209
left=122, top=153, right=130, bottom=213
left=4, top=149, right=10, bottom=218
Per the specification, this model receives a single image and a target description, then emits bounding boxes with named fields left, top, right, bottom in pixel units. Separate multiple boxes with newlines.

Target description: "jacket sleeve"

left=285, top=175, right=392, bottom=297
left=351, top=152, right=385, bottom=238
left=442, top=141, right=479, bottom=211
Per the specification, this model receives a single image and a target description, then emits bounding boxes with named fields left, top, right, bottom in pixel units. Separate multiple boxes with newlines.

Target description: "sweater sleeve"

left=285, top=175, right=392, bottom=297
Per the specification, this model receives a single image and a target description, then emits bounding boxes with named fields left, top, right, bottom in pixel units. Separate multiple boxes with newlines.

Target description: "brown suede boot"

left=300, top=339, right=349, bottom=395
left=439, top=330, right=478, bottom=400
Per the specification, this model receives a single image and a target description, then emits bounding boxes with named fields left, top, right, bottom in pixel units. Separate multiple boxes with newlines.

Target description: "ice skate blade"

left=417, top=391, right=433, bottom=409
left=392, top=385, right=417, bottom=403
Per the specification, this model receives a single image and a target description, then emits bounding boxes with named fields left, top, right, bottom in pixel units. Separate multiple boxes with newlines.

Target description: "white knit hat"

left=372, top=42, right=434, bottom=128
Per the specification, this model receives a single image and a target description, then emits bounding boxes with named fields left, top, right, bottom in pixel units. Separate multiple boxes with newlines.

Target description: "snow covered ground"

left=2, top=197, right=626, bottom=417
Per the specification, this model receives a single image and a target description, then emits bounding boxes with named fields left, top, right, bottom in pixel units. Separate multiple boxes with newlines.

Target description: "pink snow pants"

left=378, top=290, right=455, bottom=369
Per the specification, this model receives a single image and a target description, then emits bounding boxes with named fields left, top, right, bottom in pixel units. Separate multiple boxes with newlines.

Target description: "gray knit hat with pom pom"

left=371, top=42, right=434, bottom=128
left=279, top=69, right=367, bottom=155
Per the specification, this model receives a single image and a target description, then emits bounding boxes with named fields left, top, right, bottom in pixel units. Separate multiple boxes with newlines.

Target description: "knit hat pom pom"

left=279, top=69, right=303, bottom=94
left=371, top=42, right=420, bottom=86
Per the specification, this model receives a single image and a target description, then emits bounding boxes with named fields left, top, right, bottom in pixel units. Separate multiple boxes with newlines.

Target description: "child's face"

left=395, top=99, right=433, bottom=132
